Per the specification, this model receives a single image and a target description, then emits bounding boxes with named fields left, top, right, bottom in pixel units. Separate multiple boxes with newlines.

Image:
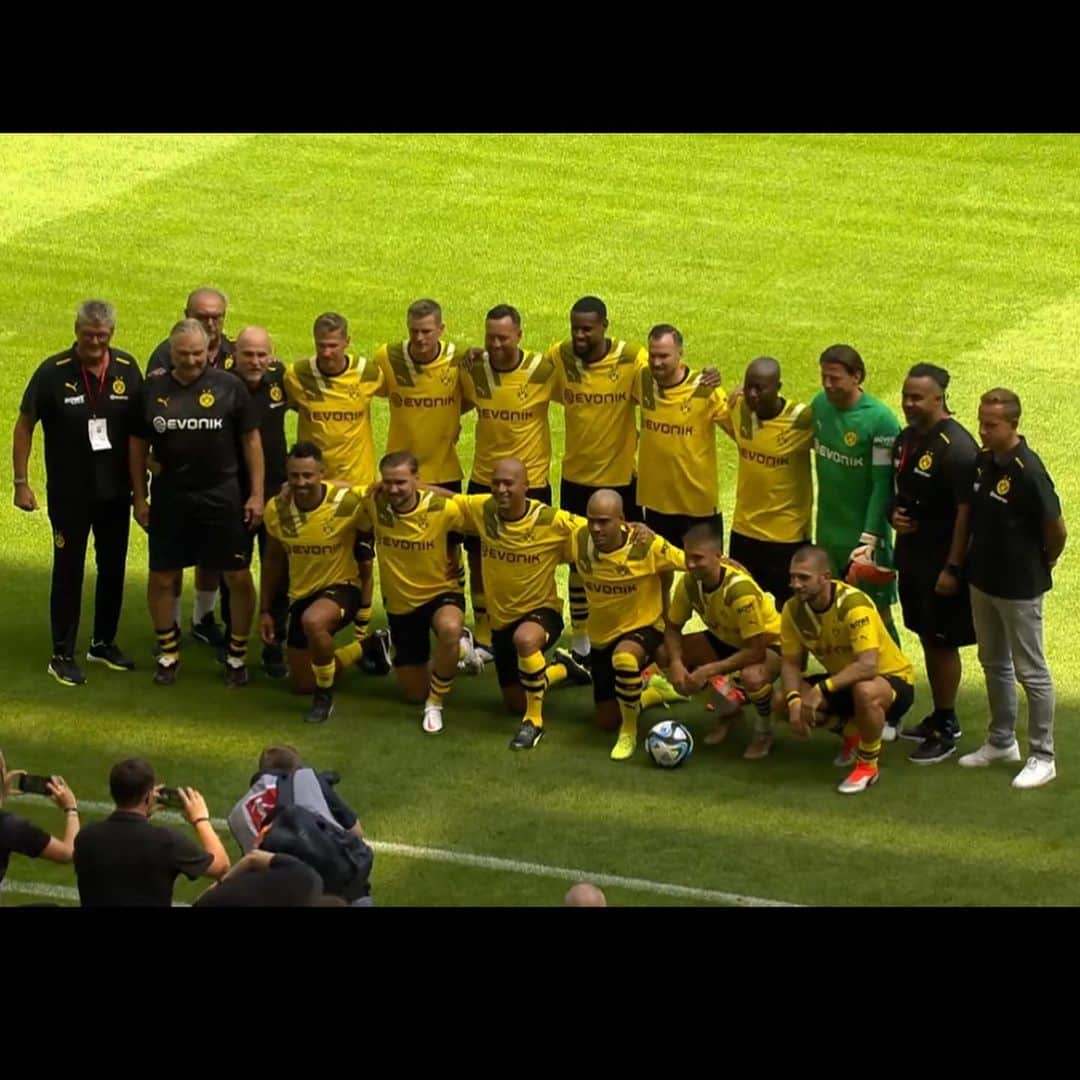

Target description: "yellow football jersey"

left=668, top=560, right=782, bottom=648
left=460, top=349, right=556, bottom=488
left=263, top=483, right=365, bottom=603
left=453, top=494, right=581, bottom=630
left=722, top=398, right=814, bottom=543
left=375, top=339, right=464, bottom=484
left=780, top=580, right=915, bottom=683
left=634, top=366, right=728, bottom=516
left=550, top=337, right=647, bottom=487
left=354, top=488, right=465, bottom=615
left=284, top=353, right=384, bottom=487
left=570, top=526, right=686, bottom=648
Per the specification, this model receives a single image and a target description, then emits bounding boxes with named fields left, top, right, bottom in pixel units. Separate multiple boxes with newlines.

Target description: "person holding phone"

left=73, top=757, right=230, bottom=907
left=0, top=750, right=81, bottom=893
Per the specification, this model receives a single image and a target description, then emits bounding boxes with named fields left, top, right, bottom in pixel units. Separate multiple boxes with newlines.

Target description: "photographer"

left=891, top=364, right=979, bottom=764
left=0, top=751, right=80, bottom=891
left=74, top=758, right=230, bottom=907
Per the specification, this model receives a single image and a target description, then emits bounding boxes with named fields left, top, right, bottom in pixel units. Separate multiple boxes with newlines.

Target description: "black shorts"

left=560, top=476, right=639, bottom=520
left=897, top=564, right=976, bottom=648
left=149, top=480, right=251, bottom=573
left=463, top=479, right=552, bottom=554
left=387, top=593, right=466, bottom=667
left=591, top=625, right=664, bottom=705
left=728, top=532, right=809, bottom=611
left=286, top=584, right=364, bottom=649
left=491, top=607, right=564, bottom=688
left=697, top=630, right=782, bottom=664
left=643, top=508, right=722, bottom=549
left=806, top=673, right=915, bottom=728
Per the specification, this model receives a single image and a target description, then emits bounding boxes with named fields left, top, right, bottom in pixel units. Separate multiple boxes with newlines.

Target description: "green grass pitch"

left=1, top=133, right=1078, bottom=906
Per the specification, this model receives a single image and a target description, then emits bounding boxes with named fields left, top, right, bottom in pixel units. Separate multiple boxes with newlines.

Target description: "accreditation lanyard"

left=82, top=356, right=112, bottom=451
left=81, top=357, right=109, bottom=418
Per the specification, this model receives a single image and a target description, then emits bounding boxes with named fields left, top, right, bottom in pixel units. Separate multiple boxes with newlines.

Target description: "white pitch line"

left=24, top=797, right=796, bottom=908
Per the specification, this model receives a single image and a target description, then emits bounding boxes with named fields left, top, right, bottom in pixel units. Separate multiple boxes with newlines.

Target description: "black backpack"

left=258, top=768, right=373, bottom=902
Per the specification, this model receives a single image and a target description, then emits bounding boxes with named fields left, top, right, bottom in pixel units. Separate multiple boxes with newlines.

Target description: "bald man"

left=565, top=882, right=607, bottom=907
left=721, top=357, right=814, bottom=610
left=570, top=489, right=686, bottom=761
left=146, top=287, right=237, bottom=650
left=219, top=327, right=290, bottom=677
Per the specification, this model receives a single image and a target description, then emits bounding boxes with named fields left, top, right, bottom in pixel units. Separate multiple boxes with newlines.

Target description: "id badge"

left=88, top=417, right=112, bottom=451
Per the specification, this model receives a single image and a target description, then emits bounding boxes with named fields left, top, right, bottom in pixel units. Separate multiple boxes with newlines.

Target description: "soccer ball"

left=646, top=719, right=694, bottom=768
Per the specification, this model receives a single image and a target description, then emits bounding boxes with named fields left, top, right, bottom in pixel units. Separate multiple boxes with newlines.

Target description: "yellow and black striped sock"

left=312, top=659, right=335, bottom=690
left=353, top=605, right=372, bottom=643
left=545, top=661, right=567, bottom=687
left=748, top=684, right=773, bottom=718
left=470, top=586, right=491, bottom=649
left=613, top=650, right=643, bottom=738
left=455, top=557, right=467, bottom=592
left=156, top=624, right=180, bottom=665
left=426, top=667, right=455, bottom=708
left=568, top=567, right=589, bottom=636
left=227, top=633, right=248, bottom=666
left=857, top=736, right=882, bottom=767
left=519, top=651, right=548, bottom=725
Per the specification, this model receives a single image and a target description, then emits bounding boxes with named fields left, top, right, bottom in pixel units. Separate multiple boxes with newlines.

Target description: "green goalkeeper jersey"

left=812, top=389, right=900, bottom=560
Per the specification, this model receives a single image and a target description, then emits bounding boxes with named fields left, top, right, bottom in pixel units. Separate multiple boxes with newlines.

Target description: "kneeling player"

left=659, top=524, right=782, bottom=760
left=778, top=545, right=915, bottom=794
left=261, top=443, right=366, bottom=724
left=571, top=490, right=686, bottom=761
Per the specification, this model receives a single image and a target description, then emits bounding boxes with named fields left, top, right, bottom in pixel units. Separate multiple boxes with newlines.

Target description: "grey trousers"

left=969, top=585, right=1055, bottom=760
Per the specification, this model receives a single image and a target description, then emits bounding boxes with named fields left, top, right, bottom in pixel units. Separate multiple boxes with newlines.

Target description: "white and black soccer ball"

left=646, top=719, right=694, bottom=768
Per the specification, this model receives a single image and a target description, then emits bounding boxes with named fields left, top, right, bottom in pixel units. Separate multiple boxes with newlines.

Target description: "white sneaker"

left=1012, top=756, right=1056, bottom=789
left=882, top=722, right=901, bottom=742
left=475, top=644, right=495, bottom=664
left=422, top=704, right=444, bottom=734
left=457, top=628, right=485, bottom=676
left=958, top=740, right=1022, bottom=767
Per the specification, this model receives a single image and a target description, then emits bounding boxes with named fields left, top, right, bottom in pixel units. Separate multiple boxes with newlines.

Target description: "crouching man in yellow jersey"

left=658, top=525, right=783, bottom=760
left=260, top=443, right=367, bottom=725
left=572, top=491, right=687, bottom=761
left=448, top=458, right=588, bottom=752
left=778, top=545, right=916, bottom=794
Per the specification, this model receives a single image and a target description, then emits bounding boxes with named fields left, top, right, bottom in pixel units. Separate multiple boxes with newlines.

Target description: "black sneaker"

left=86, top=642, right=135, bottom=671
left=153, top=659, right=179, bottom=686
left=937, top=714, right=963, bottom=741
left=191, top=614, right=226, bottom=647
left=306, top=690, right=334, bottom=724
left=510, top=720, right=545, bottom=751
left=555, top=647, right=592, bottom=686
left=570, top=648, right=592, bottom=672
left=909, top=736, right=957, bottom=765
left=262, top=643, right=288, bottom=680
left=360, top=629, right=392, bottom=676
left=899, top=715, right=937, bottom=742
left=48, top=655, right=86, bottom=686
left=224, top=662, right=249, bottom=688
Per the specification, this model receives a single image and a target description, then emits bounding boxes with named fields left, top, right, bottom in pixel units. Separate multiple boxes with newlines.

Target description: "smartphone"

left=18, top=773, right=53, bottom=796
left=157, top=786, right=184, bottom=808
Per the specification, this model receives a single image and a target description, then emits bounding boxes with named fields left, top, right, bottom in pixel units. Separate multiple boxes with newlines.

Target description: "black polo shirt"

left=147, top=334, right=235, bottom=376
left=892, top=416, right=980, bottom=569
left=967, top=437, right=1062, bottom=600
left=233, top=361, right=288, bottom=496
left=19, top=345, right=143, bottom=503
left=0, top=809, right=51, bottom=885
left=193, top=853, right=323, bottom=907
left=132, top=367, right=259, bottom=494
left=73, top=810, right=213, bottom=907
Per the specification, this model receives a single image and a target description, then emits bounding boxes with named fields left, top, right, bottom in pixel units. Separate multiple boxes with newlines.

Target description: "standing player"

left=660, top=525, right=783, bottom=759
left=891, top=363, right=979, bottom=763
left=260, top=443, right=366, bottom=724
left=812, top=345, right=903, bottom=667
left=722, top=357, right=814, bottom=609
left=146, top=287, right=236, bottom=650
left=452, top=459, right=586, bottom=751
left=13, top=299, right=142, bottom=684
left=220, top=326, right=291, bottom=679
left=129, top=320, right=264, bottom=687
left=284, top=312, right=384, bottom=667
left=571, top=490, right=686, bottom=761
left=460, top=305, right=557, bottom=655
left=633, top=325, right=728, bottom=546
left=549, top=297, right=648, bottom=666
left=779, top=546, right=916, bottom=794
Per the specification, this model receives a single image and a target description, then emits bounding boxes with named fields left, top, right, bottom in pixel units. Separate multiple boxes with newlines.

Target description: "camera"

left=157, top=786, right=184, bottom=808
left=18, top=773, right=54, bottom=797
